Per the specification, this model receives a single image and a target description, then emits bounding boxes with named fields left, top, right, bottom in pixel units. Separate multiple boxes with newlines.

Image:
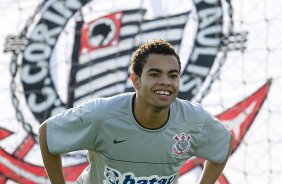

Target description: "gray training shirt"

left=46, top=93, right=231, bottom=184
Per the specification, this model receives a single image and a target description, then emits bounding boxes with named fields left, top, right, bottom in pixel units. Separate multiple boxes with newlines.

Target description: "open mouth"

left=154, top=90, right=172, bottom=96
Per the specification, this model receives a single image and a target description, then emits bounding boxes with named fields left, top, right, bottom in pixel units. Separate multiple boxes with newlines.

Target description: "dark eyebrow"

left=168, top=69, right=180, bottom=74
left=147, top=68, right=180, bottom=74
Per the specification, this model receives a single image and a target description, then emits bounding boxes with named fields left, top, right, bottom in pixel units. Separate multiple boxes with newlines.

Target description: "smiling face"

left=131, top=54, right=180, bottom=110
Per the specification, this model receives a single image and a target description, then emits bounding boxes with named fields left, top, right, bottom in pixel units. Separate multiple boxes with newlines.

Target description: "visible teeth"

left=155, top=90, right=170, bottom=96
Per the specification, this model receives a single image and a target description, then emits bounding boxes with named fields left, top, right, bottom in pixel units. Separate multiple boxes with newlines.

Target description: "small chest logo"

left=172, top=133, right=191, bottom=157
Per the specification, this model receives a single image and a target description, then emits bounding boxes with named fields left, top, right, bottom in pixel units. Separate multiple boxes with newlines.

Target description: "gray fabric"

left=46, top=93, right=231, bottom=184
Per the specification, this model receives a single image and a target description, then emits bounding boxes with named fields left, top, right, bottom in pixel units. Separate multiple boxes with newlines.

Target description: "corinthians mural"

left=1, top=0, right=280, bottom=183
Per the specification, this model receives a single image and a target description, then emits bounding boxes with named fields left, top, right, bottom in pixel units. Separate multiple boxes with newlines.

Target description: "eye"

left=169, top=74, right=179, bottom=79
left=149, top=73, right=159, bottom=77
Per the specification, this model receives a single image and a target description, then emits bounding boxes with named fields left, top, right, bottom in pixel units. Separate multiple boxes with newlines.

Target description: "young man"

left=39, top=39, right=233, bottom=184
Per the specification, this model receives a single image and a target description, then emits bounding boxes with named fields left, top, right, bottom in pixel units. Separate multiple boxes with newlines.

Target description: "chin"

left=154, top=102, right=172, bottom=109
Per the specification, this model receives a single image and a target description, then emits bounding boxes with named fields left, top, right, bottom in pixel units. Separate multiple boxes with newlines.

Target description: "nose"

left=157, top=75, right=171, bottom=86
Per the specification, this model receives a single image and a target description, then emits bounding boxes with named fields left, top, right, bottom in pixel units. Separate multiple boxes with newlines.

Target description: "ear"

left=130, top=72, right=140, bottom=90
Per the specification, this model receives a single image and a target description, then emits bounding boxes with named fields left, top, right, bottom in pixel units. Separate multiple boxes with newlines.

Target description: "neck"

left=132, top=95, right=170, bottom=129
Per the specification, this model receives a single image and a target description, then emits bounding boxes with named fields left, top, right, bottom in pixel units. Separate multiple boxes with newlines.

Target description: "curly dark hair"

left=130, top=39, right=181, bottom=76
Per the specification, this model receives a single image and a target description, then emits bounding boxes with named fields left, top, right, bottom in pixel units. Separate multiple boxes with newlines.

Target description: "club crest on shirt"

left=172, top=133, right=191, bottom=157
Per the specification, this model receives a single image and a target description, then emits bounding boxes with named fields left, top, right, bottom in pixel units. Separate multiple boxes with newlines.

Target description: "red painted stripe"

left=0, top=128, right=13, bottom=140
left=13, top=135, right=35, bottom=159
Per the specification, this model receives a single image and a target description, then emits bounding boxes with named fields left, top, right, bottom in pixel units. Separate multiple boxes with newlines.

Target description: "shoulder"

left=173, top=98, right=203, bottom=110
left=172, top=98, right=206, bottom=123
left=89, top=92, right=133, bottom=107
left=171, top=98, right=220, bottom=129
left=82, top=92, right=134, bottom=118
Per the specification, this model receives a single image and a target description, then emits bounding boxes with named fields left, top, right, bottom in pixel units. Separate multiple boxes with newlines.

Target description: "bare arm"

left=198, top=134, right=233, bottom=184
left=38, top=122, right=66, bottom=184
